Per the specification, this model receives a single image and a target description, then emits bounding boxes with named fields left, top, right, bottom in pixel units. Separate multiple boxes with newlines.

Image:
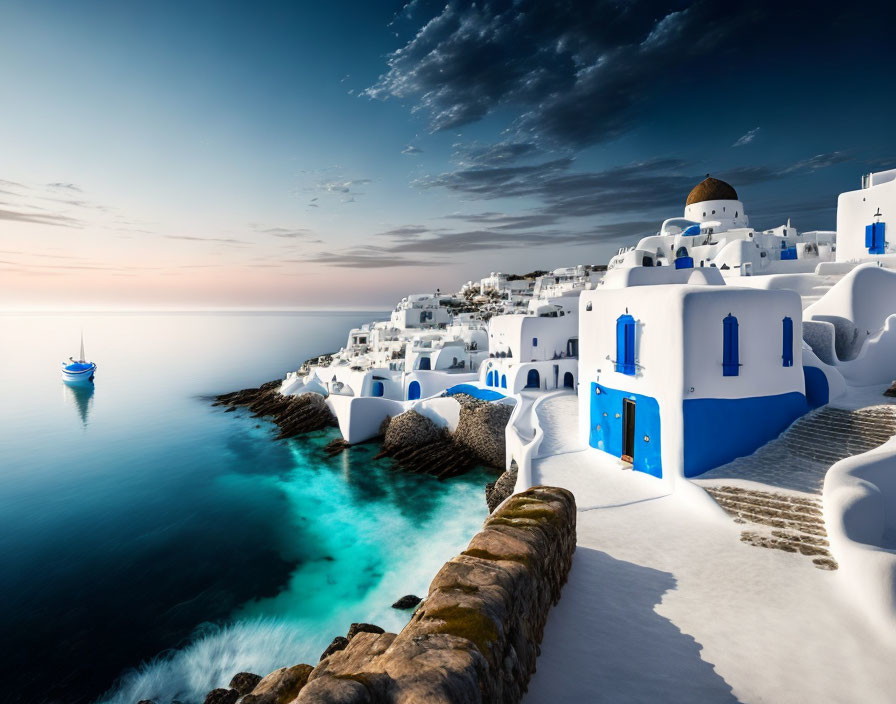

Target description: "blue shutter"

left=532, top=337, right=538, bottom=347
left=782, top=316, right=793, bottom=367
left=615, top=314, right=636, bottom=375
left=868, top=222, right=886, bottom=254
left=723, top=314, right=739, bottom=376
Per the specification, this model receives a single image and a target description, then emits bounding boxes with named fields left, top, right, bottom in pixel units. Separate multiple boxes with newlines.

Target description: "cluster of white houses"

left=284, top=168, right=896, bottom=483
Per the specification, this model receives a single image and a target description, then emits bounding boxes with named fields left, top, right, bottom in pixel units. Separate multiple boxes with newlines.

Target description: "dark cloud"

left=444, top=211, right=560, bottom=230
left=307, top=248, right=443, bottom=268
left=418, top=152, right=852, bottom=220
left=47, top=182, right=82, bottom=192
left=453, top=141, right=542, bottom=166
left=373, top=225, right=439, bottom=238
left=368, top=0, right=775, bottom=147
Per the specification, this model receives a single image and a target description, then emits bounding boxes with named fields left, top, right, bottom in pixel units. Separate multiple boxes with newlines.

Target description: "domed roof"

left=686, top=176, right=738, bottom=206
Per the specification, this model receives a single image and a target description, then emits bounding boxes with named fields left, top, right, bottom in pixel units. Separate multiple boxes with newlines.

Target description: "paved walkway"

left=523, top=394, right=896, bottom=704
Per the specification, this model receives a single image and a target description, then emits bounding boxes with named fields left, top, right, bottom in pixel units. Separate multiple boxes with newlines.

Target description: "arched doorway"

left=563, top=372, right=575, bottom=388
left=525, top=369, right=540, bottom=389
left=408, top=380, right=421, bottom=400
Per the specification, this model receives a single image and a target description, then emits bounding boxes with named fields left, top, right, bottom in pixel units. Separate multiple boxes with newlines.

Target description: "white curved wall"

left=824, top=439, right=896, bottom=640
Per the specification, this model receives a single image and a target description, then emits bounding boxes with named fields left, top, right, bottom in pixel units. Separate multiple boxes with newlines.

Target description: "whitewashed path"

left=523, top=394, right=896, bottom=704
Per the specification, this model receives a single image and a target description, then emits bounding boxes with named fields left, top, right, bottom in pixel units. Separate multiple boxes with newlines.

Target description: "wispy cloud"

left=46, top=182, right=83, bottom=192
left=250, top=224, right=314, bottom=239
left=164, top=235, right=249, bottom=245
left=0, top=207, right=83, bottom=228
left=401, top=145, right=423, bottom=155
left=732, top=127, right=760, bottom=147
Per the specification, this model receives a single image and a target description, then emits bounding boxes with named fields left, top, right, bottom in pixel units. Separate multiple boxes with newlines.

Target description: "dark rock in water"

left=229, top=672, right=262, bottom=695
left=203, top=688, right=238, bottom=704
left=485, top=464, right=519, bottom=512
left=347, top=622, right=385, bottom=640
left=319, top=636, right=349, bottom=661
left=136, top=700, right=156, bottom=704
left=391, top=594, right=422, bottom=610
left=213, top=381, right=337, bottom=440
left=381, top=409, right=443, bottom=450
left=224, top=406, right=236, bottom=413
left=324, top=438, right=351, bottom=457
left=884, top=381, right=896, bottom=397
left=240, top=664, right=313, bottom=704
left=375, top=409, right=479, bottom=477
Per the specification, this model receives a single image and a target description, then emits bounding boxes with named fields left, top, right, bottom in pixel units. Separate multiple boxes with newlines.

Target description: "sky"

left=1, top=0, right=894, bottom=309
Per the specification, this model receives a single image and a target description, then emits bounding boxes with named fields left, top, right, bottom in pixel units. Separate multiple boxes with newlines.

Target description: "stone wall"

left=453, top=396, right=514, bottom=469
left=205, top=486, right=576, bottom=704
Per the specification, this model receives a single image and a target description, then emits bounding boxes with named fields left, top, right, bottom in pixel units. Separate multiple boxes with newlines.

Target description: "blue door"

left=408, top=381, right=421, bottom=400
left=372, top=381, right=384, bottom=397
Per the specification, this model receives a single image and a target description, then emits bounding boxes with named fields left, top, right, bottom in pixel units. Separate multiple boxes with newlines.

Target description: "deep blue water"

left=0, top=312, right=491, bottom=704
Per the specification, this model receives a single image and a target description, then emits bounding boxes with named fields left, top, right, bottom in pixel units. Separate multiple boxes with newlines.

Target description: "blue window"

left=501, top=374, right=507, bottom=389
left=486, top=370, right=494, bottom=386
left=408, top=380, right=421, bottom=400
left=782, top=316, right=794, bottom=367
left=418, top=356, right=431, bottom=371
left=532, top=337, right=538, bottom=347
left=865, top=222, right=886, bottom=254
left=723, top=314, right=739, bottom=376
left=371, top=381, right=384, bottom=397
left=615, top=314, right=636, bottom=375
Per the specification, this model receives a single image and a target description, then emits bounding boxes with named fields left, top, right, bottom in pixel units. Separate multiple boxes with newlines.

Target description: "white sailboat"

left=62, top=332, right=97, bottom=383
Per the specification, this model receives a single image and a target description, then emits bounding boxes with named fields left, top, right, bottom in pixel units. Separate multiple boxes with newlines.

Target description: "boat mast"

left=80, top=331, right=85, bottom=362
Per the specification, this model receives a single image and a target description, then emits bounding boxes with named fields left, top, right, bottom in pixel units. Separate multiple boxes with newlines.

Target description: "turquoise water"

left=0, top=313, right=491, bottom=704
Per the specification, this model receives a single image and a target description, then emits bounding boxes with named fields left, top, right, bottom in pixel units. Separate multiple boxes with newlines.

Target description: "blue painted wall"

left=589, top=382, right=662, bottom=478
left=682, top=392, right=808, bottom=477
left=803, top=366, right=829, bottom=408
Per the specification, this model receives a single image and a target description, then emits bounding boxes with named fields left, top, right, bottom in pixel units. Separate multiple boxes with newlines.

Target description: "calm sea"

left=0, top=312, right=491, bottom=704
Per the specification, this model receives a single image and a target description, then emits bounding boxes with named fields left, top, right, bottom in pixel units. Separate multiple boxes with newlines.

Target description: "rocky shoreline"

left=190, top=486, right=575, bottom=704
left=213, top=381, right=337, bottom=439
left=213, top=384, right=512, bottom=488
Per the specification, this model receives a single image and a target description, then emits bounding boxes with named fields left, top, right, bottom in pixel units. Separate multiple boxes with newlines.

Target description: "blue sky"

left=1, top=0, right=893, bottom=308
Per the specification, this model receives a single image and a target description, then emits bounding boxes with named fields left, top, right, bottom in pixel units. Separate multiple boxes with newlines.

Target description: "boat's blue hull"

left=62, top=363, right=97, bottom=384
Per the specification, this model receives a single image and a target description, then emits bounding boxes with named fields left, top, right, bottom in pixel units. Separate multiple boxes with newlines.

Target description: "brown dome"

left=686, top=176, right=738, bottom=206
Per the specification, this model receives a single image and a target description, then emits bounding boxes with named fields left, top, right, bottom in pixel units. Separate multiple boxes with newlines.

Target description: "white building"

left=578, top=270, right=810, bottom=480
left=608, top=176, right=835, bottom=276
left=836, top=168, right=895, bottom=262
left=389, top=293, right=452, bottom=329
left=483, top=304, right=579, bottom=394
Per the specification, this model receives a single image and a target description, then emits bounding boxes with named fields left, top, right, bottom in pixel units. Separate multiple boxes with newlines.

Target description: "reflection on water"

left=64, top=381, right=95, bottom=426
